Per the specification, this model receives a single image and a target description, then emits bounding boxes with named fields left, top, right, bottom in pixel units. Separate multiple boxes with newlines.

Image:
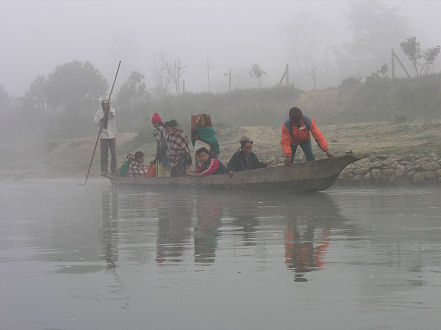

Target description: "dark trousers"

left=100, top=138, right=116, bottom=174
left=291, top=138, right=315, bottom=162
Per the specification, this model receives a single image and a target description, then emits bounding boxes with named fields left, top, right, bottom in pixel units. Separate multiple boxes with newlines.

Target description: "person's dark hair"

left=134, top=151, right=145, bottom=161
left=164, top=121, right=171, bottom=128
left=196, top=147, right=210, bottom=157
left=289, top=107, right=303, bottom=124
left=169, top=119, right=179, bottom=128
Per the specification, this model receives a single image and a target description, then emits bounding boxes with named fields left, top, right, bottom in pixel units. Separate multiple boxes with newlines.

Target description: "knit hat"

left=239, top=136, right=253, bottom=147
left=152, top=113, right=162, bottom=124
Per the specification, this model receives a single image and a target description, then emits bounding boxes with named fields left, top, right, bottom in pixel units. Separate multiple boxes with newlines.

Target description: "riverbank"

left=1, top=120, right=440, bottom=186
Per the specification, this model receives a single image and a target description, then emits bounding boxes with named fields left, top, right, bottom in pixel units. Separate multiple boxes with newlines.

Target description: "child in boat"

left=129, top=151, right=148, bottom=177
left=119, top=152, right=134, bottom=177
left=187, top=147, right=226, bottom=176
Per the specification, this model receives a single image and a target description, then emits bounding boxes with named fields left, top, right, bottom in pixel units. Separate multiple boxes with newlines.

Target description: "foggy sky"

left=1, top=0, right=440, bottom=96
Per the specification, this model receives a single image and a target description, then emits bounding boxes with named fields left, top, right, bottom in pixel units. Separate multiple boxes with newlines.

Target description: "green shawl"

left=197, top=126, right=220, bottom=156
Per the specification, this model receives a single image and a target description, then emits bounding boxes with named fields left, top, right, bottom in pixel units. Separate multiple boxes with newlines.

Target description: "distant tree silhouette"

left=249, top=63, right=265, bottom=88
left=400, top=37, right=440, bottom=77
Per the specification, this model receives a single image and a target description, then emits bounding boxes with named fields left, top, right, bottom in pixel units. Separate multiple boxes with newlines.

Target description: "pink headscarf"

left=152, top=113, right=162, bottom=124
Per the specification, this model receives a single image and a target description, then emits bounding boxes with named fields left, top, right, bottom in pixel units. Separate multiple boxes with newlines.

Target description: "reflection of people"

left=155, top=198, right=193, bottom=265
left=151, top=113, right=170, bottom=177
left=280, top=107, right=332, bottom=165
left=230, top=208, right=259, bottom=247
left=194, top=199, right=222, bottom=264
left=94, top=99, right=117, bottom=175
left=284, top=221, right=329, bottom=282
left=101, top=188, right=119, bottom=269
left=227, top=136, right=267, bottom=177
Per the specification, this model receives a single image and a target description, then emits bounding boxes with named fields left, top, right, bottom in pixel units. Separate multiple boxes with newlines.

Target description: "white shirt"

left=94, top=108, right=117, bottom=139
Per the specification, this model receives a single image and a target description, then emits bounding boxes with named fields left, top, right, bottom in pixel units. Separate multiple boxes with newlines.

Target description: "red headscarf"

left=152, top=113, right=162, bottom=124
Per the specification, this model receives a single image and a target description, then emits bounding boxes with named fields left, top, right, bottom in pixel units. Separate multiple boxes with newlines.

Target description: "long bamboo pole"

left=84, top=60, right=121, bottom=184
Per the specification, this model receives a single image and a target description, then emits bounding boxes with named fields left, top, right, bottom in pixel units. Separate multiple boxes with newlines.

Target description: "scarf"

left=196, top=126, right=220, bottom=156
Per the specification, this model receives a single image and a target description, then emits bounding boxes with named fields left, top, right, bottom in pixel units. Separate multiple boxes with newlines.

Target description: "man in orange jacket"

left=280, top=107, right=333, bottom=165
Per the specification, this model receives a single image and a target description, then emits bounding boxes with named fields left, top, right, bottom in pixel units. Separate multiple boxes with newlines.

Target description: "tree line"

left=0, top=0, right=440, bottom=144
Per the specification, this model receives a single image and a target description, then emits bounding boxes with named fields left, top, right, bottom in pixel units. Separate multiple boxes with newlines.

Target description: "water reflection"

left=284, top=220, right=330, bottom=281
left=156, top=198, right=193, bottom=265
left=97, top=185, right=441, bottom=284
left=229, top=202, right=259, bottom=247
left=3, top=181, right=441, bottom=330
left=280, top=193, right=361, bottom=282
left=101, top=189, right=119, bottom=269
left=194, top=196, right=222, bottom=264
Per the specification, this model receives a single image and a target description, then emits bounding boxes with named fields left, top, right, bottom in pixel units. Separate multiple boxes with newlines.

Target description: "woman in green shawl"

left=191, top=114, right=220, bottom=157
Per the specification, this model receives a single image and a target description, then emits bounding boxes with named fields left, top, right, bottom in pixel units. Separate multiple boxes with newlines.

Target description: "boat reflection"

left=103, top=186, right=360, bottom=282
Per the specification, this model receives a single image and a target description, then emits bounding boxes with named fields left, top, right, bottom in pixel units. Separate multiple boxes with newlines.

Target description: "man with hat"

left=227, top=136, right=267, bottom=176
left=94, top=99, right=117, bottom=175
left=281, top=106, right=332, bottom=165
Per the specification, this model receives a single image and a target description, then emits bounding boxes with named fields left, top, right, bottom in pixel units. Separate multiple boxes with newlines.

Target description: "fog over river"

left=1, top=179, right=440, bottom=329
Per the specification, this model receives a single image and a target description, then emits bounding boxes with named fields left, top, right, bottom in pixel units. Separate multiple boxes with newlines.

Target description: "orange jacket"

left=280, top=116, right=328, bottom=158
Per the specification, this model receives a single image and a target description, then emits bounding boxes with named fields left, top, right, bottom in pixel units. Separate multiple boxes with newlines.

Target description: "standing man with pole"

left=84, top=61, right=121, bottom=184
left=94, top=99, right=117, bottom=176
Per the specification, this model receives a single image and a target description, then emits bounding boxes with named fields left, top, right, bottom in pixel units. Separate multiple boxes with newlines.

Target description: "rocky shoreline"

left=258, top=152, right=441, bottom=187
left=337, top=153, right=441, bottom=186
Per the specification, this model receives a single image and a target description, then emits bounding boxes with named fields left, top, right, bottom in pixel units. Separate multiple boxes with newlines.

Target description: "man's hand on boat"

left=325, top=150, right=334, bottom=157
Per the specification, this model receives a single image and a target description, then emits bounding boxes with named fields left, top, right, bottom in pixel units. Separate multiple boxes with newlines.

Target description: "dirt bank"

left=1, top=121, right=441, bottom=186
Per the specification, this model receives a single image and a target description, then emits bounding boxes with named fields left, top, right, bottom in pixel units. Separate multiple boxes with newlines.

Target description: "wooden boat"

left=107, top=152, right=366, bottom=193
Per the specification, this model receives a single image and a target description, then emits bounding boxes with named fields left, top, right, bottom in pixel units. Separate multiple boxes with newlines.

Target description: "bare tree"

left=167, top=58, right=185, bottom=96
left=249, top=63, right=265, bottom=88
left=206, top=52, right=214, bottom=93
left=400, top=37, right=440, bottom=77
left=152, top=48, right=172, bottom=96
left=285, top=11, right=333, bottom=89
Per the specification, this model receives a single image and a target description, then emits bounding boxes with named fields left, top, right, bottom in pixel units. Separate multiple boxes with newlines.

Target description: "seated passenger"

left=119, top=152, right=134, bottom=177
left=191, top=114, right=220, bottom=158
left=129, top=151, right=148, bottom=177
left=227, top=136, right=267, bottom=176
left=188, top=147, right=226, bottom=176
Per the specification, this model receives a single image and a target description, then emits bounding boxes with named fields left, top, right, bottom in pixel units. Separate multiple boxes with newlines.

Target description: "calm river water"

left=0, top=179, right=440, bottom=330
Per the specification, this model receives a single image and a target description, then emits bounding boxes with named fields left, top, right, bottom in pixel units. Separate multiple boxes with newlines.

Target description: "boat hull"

left=107, top=153, right=364, bottom=193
